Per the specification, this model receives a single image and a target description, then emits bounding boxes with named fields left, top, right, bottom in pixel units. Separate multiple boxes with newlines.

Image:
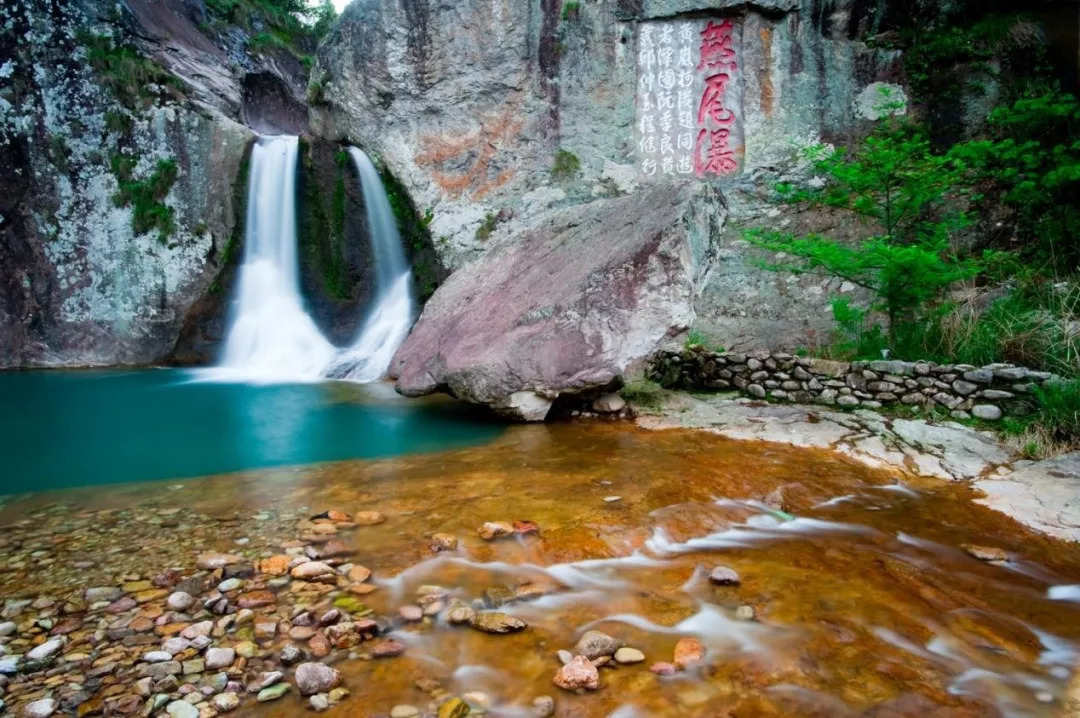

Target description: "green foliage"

left=204, top=0, right=336, bottom=58
left=953, top=90, right=1080, bottom=276
left=247, top=31, right=289, bottom=54
left=902, top=13, right=1051, bottom=102
left=551, top=149, right=581, bottom=181
left=103, top=109, right=132, bottom=135
left=297, top=141, right=348, bottom=300
left=379, top=162, right=442, bottom=300
left=620, top=379, right=665, bottom=410
left=1033, top=380, right=1080, bottom=443
left=933, top=277, right=1080, bottom=377
left=111, top=157, right=179, bottom=242
left=475, top=212, right=498, bottom=241
left=79, top=32, right=180, bottom=109
left=750, top=120, right=1001, bottom=354
left=685, top=329, right=707, bottom=348
left=561, top=1, right=581, bottom=21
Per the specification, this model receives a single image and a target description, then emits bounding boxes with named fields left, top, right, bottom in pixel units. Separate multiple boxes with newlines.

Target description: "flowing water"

left=325, top=148, right=416, bottom=383
left=216, top=136, right=336, bottom=381
left=215, top=137, right=415, bottom=384
left=3, top=418, right=1080, bottom=717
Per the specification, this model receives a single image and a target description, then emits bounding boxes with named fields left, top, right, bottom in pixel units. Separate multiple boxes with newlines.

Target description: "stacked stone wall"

left=648, top=348, right=1058, bottom=421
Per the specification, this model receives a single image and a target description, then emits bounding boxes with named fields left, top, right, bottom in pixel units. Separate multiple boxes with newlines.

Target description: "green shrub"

left=475, top=212, right=498, bottom=241
left=932, top=277, right=1080, bottom=377
left=620, top=379, right=665, bottom=410
left=562, top=1, right=581, bottom=21
left=111, top=157, right=179, bottom=243
left=551, top=149, right=581, bottom=181
left=749, top=120, right=1000, bottom=354
left=1033, top=379, right=1080, bottom=442
left=79, top=32, right=180, bottom=108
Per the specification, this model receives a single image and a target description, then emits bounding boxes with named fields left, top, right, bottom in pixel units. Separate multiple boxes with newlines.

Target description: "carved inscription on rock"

left=635, top=18, right=744, bottom=179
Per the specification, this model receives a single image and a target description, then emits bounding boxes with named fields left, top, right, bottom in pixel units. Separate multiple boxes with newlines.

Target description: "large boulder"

left=389, top=182, right=725, bottom=420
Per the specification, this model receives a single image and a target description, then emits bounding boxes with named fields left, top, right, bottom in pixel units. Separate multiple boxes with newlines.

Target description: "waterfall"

left=217, top=136, right=336, bottom=381
left=322, top=148, right=415, bottom=382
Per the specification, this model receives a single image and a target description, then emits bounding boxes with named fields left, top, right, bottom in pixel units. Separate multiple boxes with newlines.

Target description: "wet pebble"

left=26, top=638, right=64, bottom=661
left=708, top=566, right=740, bottom=586
left=603, top=496, right=622, bottom=503
left=573, top=630, right=621, bottom=659
left=166, top=592, right=194, bottom=611
left=430, top=533, right=458, bottom=552
left=673, top=637, right=704, bottom=669
left=391, top=706, right=420, bottom=718
left=310, top=693, right=330, bottom=712
left=399, top=605, right=423, bottom=622
left=256, top=683, right=290, bottom=702
left=23, top=698, right=58, bottom=718
left=212, top=693, right=239, bottom=712
left=477, top=521, right=514, bottom=540
left=295, top=662, right=342, bottom=696
left=735, top=605, right=756, bottom=621
left=552, top=655, right=600, bottom=691
left=614, top=647, right=645, bottom=664
left=205, top=647, right=235, bottom=670
left=165, top=700, right=199, bottom=718
left=963, top=544, right=1008, bottom=562
left=532, top=695, right=556, bottom=717
left=650, top=662, right=676, bottom=676
left=468, top=612, right=526, bottom=634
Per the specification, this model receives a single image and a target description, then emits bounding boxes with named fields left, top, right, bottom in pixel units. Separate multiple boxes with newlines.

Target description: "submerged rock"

left=468, top=612, right=526, bottom=634
left=613, top=647, right=645, bottom=664
left=673, top=637, right=705, bottom=669
left=389, top=183, right=724, bottom=420
left=477, top=522, right=514, bottom=541
left=963, top=544, right=1009, bottom=562
left=552, top=655, right=600, bottom=691
left=572, top=630, right=621, bottom=659
left=708, top=566, right=741, bottom=586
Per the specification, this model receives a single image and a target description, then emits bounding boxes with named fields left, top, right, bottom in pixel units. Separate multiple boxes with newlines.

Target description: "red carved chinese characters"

left=694, top=20, right=739, bottom=178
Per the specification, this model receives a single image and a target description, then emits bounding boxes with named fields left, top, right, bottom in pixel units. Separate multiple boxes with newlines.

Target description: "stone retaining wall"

left=647, top=348, right=1058, bottom=421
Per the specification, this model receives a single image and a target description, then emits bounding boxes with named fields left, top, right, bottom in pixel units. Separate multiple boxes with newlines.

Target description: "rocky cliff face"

left=0, top=0, right=256, bottom=367
left=0, top=0, right=340, bottom=368
left=312, top=0, right=905, bottom=353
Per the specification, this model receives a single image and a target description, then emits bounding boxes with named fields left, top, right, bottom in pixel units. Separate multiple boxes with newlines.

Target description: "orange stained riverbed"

left=3, top=421, right=1080, bottom=717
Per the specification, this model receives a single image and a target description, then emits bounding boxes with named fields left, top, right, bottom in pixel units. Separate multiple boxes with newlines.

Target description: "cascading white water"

left=323, top=148, right=415, bottom=382
left=216, top=136, right=336, bottom=381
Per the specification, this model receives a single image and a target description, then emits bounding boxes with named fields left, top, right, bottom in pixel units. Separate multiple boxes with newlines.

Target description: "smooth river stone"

left=196, top=553, right=244, bottom=570
left=295, top=662, right=342, bottom=695
left=257, top=555, right=291, bottom=576
left=708, top=566, right=741, bottom=586
left=572, top=631, right=621, bottom=659
left=552, top=656, right=599, bottom=691
left=673, top=637, right=705, bottom=669
left=291, top=562, right=335, bottom=580
left=468, top=612, right=526, bottom=634
left=236, top=590, right=277, bottom=609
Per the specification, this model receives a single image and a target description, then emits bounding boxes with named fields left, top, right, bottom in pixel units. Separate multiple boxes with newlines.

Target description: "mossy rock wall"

left=297, top=138, right=376, bottom=345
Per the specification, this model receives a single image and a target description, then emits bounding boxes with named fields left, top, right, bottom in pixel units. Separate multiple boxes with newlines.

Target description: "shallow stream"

left=2, top=374, right=1080, bottom=717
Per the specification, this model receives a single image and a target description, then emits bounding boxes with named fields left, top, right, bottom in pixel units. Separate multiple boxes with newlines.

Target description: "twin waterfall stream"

left=218, top=135, right=415, bottom=383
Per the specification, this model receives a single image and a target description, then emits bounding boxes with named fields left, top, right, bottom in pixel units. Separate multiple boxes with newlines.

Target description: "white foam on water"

left=581, top=604, right=777, bottom=655
left=324, top=147, right=415, bottom=382
left=646, top=516, right=878, bottom=556
left=814, top=495, right=857, bottom=508
left=1047, top=584, right=1080, bottom=602
left=876, top=482, right=920, bottom=498
left=214, top=135, right=336, bottom=381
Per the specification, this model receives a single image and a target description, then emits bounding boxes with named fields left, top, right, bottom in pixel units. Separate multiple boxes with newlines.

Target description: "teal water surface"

left=0, top=370, right=504, bottom=494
